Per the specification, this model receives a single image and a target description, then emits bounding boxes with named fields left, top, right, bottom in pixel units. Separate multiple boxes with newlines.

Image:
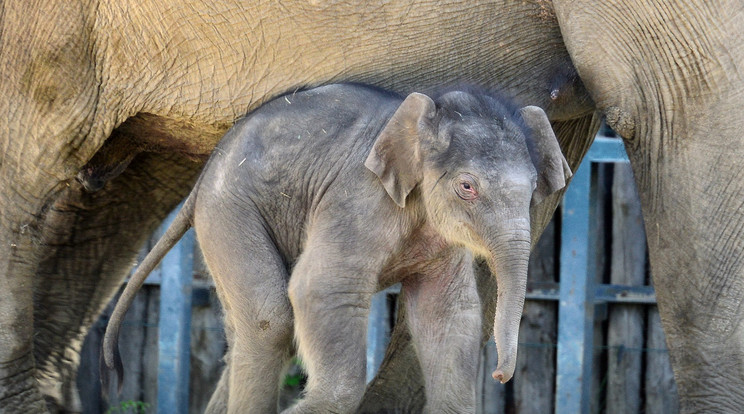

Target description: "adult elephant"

left=0, top=1, right=741, bottom=413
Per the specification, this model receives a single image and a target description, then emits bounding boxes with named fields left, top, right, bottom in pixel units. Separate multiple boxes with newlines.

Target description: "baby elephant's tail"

left=101, top=192, right=197, bottom=392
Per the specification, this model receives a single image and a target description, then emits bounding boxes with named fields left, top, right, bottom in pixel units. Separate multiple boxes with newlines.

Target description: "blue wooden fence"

left=554, top=136, right=653, bottom=413
left=154, top=222, right=195, bottom=414
left=150, top=135, right=650, bottom=412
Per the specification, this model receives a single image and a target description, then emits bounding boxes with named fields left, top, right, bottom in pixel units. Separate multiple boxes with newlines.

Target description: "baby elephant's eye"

left=454, top=175, right=479, bottom=201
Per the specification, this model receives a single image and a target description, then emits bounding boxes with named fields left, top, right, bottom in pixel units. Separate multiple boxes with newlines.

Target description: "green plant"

left=105, top=400, right=151, bottom=414
left=283, top=357, right=307, bottom=388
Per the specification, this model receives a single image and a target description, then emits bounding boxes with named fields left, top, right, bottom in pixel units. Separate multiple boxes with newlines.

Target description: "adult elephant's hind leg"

left=196, top=211, right=293, bottom=414
left=0, top=10, right=108, bottom=414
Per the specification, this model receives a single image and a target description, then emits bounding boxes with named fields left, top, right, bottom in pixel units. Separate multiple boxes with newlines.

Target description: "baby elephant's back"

left=195, top=84, right=400, bottom=258
left=213, top=84, right=399, bottom=191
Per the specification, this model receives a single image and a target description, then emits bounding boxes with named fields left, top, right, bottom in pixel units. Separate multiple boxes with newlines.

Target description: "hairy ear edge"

left=519, top=106, right=572, bottom=206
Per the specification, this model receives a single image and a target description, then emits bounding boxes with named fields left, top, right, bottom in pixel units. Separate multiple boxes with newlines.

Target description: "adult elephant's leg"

left=629, top=117, right=744, bottom=410
left=358, top=114, right=600, bottom=412
left=0, top=2, right=113, bottom=411
left=33, top=151, right=202, bottom=412
left=554, top=1, right=744, bottom=411
left=628, top=110, right=744, bottom=413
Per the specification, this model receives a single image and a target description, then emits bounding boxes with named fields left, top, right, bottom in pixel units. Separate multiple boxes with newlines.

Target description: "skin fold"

left=0, top=0, right=742, bottom=412
left=103, top=84, right=571, bottom=413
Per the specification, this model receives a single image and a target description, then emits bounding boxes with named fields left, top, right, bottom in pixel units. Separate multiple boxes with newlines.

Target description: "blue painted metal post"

left=366, top=285, right=400, bottom=382
left=554, top=136, right=630, bottom=412
left=156, top=209, right=195, bottom=413
left=584, top=136, right=631, bottom=164
left=366, top=290, right=390, bottom=383
left=556, top=158, right=595, bottom=414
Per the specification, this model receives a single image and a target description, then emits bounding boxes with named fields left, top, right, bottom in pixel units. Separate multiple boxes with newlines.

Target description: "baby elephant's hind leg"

left=198, top=218, right=294, bottom=414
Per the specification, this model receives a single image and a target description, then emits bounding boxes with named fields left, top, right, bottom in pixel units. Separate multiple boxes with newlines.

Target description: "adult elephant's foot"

left=0, top=353, right=48, bottom=413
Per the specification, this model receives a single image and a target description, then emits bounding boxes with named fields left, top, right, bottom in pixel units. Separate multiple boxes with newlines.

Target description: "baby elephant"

left=103, top=83, right=570, bottom=413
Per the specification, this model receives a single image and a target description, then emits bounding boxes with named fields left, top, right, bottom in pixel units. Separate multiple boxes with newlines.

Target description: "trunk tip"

left=491, top=369, right=512, bottom=384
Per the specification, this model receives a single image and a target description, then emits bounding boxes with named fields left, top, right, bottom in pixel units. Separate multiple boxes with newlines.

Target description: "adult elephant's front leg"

left=627, top=134, right=744, bottom=412
left=553, top=1, right=744, bottom=411
left=626, top=124, right=744, bottom=413
left=33, top=152, right=202, bottom=412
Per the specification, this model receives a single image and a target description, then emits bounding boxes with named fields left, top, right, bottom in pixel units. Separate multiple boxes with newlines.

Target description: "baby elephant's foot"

left=281, top=389, right=362, bottom=414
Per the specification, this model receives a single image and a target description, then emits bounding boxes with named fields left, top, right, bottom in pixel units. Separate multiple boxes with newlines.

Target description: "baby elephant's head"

left=365, top=88, right=571, bottom=384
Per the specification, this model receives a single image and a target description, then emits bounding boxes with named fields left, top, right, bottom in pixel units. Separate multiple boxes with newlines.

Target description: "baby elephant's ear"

left=519, top=106, right=572, bottom=206
left=365, top=92, right=436, bottom=208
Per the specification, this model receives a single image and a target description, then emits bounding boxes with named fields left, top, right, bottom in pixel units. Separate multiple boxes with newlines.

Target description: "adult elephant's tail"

left=101, top=190, right=198, bottom=392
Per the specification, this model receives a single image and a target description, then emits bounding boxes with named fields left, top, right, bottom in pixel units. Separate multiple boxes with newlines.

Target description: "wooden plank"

left=527, top=283, right=656, bottom=304
left=594, top=285, right=655, bottom=304
left=76, top=320, right=105, bottom=413
left=585, top=136, right=629, bottom=163
left=556, top=159, right=595, bottom=414
left=607, top=164, right=646, bottom=414
left=644, top=307, right=679, bottom=414
left=143, top=287, right=160, bottom=410
left=478, top=339, right=505, bottom=414
left=590, top=307, right=605, bottom=414
left=587, top=163, right=612, bottom=414
left=513, top=220, right=556, bottom=413
left=189, top=286, right=226, bottom=414
left=118, top=291, right=147, bottom=404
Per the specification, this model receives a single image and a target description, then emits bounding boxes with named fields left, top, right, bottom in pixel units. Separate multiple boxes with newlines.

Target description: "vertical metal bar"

left=156, top=208, right=194, bottom=413
left=366, top=290, right=391, bottom=383
left=556, top=160, right=595, bottom=414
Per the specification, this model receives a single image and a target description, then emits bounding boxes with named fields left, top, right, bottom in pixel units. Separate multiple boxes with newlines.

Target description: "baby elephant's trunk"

left=487, top=235, right=531, bottom=384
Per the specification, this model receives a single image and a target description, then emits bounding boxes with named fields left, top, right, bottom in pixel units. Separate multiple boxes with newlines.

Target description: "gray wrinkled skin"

left=103, top=84, right=570, bottom=413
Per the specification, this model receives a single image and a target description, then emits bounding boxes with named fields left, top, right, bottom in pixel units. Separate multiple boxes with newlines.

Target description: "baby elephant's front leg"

left=286, top=240, right=382, bottom=414
left=402, top=250, right=482, bottom=413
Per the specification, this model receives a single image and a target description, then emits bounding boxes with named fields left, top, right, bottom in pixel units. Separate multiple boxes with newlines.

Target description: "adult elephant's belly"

left=96, top=0, right=595, bottom=154
left=113, top=113, right=227, bottom=158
